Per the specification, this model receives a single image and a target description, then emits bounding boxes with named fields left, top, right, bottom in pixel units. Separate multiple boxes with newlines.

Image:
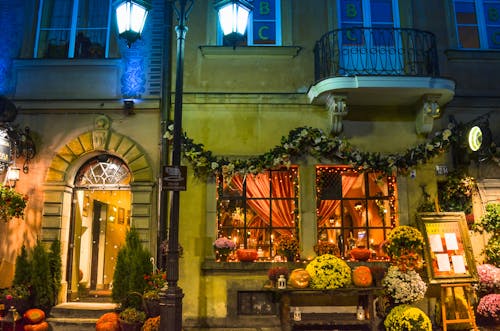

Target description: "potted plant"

left=267, top=266, right=289, bottom=287
left=112, top=228, right=152, bottom=309
left=276, top=235, right=299, bottom=261
left=0, top=185, right=28, bottom=221
left=142, top=270, right=166, bottom=317
left=0, top=284, right=32, bottom=315
left=213, top=237, right=236, bottom=262
left=119, top=307, right=146, bottom=331
left=472, top=203, right=500, bottom=267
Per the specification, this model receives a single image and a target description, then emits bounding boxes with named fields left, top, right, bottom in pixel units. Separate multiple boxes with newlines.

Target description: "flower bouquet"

left=384, top=304, right=432, bottom=331
left=305, top=254, right=351, bottom=289
left=382, top=266, right=427, bottom=304
left=213, top=237, right=236, bottom=261
left=276, top=235, right=299, bottom=261
left=385, top=225, right=424, bottom=270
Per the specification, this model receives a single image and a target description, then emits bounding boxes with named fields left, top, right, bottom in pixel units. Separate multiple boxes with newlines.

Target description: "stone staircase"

left=47, top=302, right=117, bottom=331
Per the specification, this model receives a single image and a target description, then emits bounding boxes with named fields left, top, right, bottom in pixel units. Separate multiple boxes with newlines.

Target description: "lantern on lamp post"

left=214, top=0, right=253, bottom=46
left=114, top=0, right=252, bottom=330
left=114, top=0, right=152, bottom=47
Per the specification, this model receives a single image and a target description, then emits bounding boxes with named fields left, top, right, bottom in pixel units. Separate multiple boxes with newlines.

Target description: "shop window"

left=216, top=167, right=299, bottom=259
left=218, top=0, right=282, bottom=46
left=316, top=166, right=397, bottom=259
left=34, top=0, right=113, bottom=58
left=453, top=0, right=500, bottom=49
left=238, top=291, right=276, bottom=315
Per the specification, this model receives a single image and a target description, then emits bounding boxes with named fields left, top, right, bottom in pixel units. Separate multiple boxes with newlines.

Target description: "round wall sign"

left=468, top=126, right=483, bottom=152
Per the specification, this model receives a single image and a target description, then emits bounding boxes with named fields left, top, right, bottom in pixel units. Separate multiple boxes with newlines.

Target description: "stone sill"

left=201, top=259, right=389, bottom=274
left=199, top=45, right=302, bottom=58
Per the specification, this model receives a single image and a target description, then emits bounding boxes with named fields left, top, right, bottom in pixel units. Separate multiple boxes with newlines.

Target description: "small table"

left=267, top=287, right=382, bottom=331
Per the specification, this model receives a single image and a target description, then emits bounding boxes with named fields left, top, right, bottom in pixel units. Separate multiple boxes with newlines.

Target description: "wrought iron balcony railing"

left=313, top=27, right=439, bottom=81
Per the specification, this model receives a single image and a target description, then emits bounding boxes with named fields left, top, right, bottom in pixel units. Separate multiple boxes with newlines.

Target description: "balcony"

left=307, top=28, right=455, bottom=135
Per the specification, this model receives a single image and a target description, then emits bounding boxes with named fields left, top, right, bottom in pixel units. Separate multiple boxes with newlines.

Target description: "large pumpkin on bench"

left=352, top=266, right=373, bottom=287
left=289, top=268, right=310, bottom=288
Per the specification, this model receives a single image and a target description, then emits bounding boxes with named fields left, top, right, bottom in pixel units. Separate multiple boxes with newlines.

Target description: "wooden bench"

left=267, top=287, right=382, bottom=331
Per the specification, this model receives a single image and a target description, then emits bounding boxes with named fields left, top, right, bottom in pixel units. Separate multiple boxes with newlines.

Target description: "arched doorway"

left=67, top=154, right=132, bottom=302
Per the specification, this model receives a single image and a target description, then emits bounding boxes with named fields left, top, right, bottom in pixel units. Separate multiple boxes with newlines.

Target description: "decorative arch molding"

left=41, top=119, right=157, bottom=287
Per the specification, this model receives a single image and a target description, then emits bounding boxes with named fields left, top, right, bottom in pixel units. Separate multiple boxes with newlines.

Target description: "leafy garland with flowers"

left=305, top=254, right=351, bottom=289
left=164, top=123, right=456, bottom=179
left=0, top=185, right=28, bottom=221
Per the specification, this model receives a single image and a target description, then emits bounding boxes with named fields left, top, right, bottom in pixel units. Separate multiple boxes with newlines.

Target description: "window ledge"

left=445, top=49, right=500, bottom=62
left=201, top=259, right=389, bottom=274
left=199, top=45, right=302, bottom=58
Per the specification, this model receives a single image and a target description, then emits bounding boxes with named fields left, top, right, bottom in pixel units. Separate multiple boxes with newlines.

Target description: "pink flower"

left=6, top=294, right=13, bottom=300
left=477, top=294, right=500, bottom=321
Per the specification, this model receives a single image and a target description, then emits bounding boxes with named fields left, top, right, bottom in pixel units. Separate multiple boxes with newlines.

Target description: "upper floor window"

left=216, top=167, right=298, bottom=260
left=316, top=166, right=397, bottom=259
left=453, top=0, right=500, bottom=49
left=338, top=0, right=400, bottom=29
left=218, top=0, right=282, bottom=46
left=35, top=0, right=113, bottom=58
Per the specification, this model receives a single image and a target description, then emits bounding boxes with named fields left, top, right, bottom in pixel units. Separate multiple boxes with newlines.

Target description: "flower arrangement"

left=143, top=271, right=166, bottom=299
left=475, top=264, right=500, bottom=296
left=305, top=254, right=351, bottom=289
left=119, top=307, right=146, bottom=324
left=276, top=235, right=299, bottom=260
left=382, top=266, right=427, bottom=304
left=384, top=304, right=432, bottom=331
left=0, top=285, right=31, bottom=300
left=0, top=185, right=28, bottom=221
left=385, top=225, right=424, bottom=270
left=313, top=241, right=339, bottom=256
left=438, top=170, right=476, bottom=214
left=165, top=124, right=456, bottom=178
left=477, top=293, right=500, bottom=322
left=268, top=266, right=289, bottom=282
left=213, top=237, right=236, bottom=261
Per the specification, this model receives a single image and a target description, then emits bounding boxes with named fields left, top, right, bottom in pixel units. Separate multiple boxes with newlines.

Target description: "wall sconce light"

left=123, top=100, right=135, bottom=115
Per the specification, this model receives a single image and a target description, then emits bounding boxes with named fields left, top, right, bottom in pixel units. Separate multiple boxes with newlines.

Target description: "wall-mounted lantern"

left=114, top=0, right=152, bottom=47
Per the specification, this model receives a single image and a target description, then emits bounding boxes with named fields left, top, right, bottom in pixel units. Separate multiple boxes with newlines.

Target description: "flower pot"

left=143, top=298, right=161, bottom=317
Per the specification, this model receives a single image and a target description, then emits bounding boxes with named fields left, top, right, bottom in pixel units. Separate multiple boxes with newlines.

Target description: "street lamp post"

left=116, top=1, right=252, bottom=330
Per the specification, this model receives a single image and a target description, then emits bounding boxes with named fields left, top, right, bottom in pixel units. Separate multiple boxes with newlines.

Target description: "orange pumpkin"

left=352, top=266, right=373, bottom=287
left=24, top=321, right=49, bottom=331
left=96, top=312, right=120, bottom=331
left=289, top=268, right=311, bottom=288
left=23, top=308, right=46, bottom=324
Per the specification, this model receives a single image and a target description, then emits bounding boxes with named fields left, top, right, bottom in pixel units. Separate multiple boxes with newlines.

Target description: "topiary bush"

left=112, top=228, right=153, bottom=309
left=384, top=304, right=432, bottom=331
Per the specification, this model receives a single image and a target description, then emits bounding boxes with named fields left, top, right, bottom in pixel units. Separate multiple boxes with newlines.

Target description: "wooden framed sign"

left=416, top=212, right=478, bottom=284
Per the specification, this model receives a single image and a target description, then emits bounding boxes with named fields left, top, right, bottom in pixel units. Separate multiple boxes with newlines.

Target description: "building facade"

left=0, top=0, right=499, bottom=328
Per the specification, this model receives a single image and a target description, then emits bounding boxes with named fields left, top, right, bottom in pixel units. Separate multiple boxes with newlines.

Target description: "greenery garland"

left=165, top=123, right=455, bottom=178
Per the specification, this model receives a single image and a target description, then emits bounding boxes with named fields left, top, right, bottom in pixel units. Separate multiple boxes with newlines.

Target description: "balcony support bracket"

left=326, top=94, right=348, bottom=136
left=416, top=94, right=441, bottom=135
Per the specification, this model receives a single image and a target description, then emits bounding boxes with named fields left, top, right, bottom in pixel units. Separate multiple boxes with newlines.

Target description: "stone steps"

left=47, top=302, right=118, bottom=331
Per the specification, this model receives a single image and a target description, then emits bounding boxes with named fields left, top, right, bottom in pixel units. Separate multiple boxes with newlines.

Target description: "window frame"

left=217, top=0, right=282, bottom=46
left=452, top=0, right=500, bottom=49
left=34, top=0, right=113, bottom=59
left=315, top=166, right=397, bottom=259
left=216, top=167, right=299, bottom=259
